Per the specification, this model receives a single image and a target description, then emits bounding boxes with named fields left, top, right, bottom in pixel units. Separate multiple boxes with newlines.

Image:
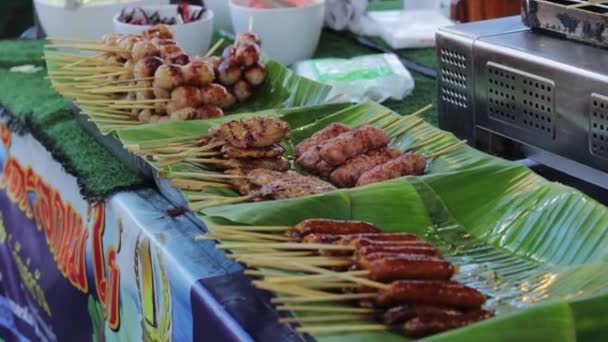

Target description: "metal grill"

left=590, top=93, right=608, bottom=158
left=487, top=62, right=555, bottom=137
left=440, top=48, right=468, bottom=109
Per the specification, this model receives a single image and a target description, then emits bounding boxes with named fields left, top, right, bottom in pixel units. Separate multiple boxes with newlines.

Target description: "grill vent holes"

left=590, top=95, right=608, bottom=158
left=441, top=49, right=466, bottom=69
left=440, top=48, right=468, bottom=109
left=487, top=63, right=555, bottom=137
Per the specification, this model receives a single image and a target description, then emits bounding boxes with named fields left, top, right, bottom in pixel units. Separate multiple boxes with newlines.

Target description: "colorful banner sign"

left=0, top=121, right=305, bottom=342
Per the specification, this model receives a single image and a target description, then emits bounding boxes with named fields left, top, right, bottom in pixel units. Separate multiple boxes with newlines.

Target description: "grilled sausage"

left=286, top=219, right=381, bottom=241
left=375, top=280, right=487, bottom=309
left=404, top=309, right=495, bottom=337
left=359, top=255, right=455, bottom=282
left=355, top=245, right=443, bottom=258
left=330, top=147, right=402, bottom=187
left=356, top=152, right=427, bottom=186
left=319, top=125, right=390, bottom=166
left=294, top=123, right=351, bottom=158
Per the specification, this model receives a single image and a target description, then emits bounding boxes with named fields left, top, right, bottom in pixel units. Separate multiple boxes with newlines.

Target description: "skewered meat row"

left=224, top=218, right=493, bottom=337
left=249, top=169, right=337, bottom=200
left=294, top=121, right=432, bottom=188
left=97, top=26, right=268, bottom=122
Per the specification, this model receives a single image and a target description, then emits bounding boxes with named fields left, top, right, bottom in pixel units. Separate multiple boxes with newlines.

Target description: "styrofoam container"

left=113, top=5, right=214, bottom=56
left=230, top=0, right=326, bottom=66
left=35, top=0, right=169, bottom=41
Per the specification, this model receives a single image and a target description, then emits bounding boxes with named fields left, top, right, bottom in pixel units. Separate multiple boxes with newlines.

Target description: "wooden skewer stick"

left=106, top=105, right=156, bottom=110
left=198, top=234, right=274, bottom=243
left=278, top=263, right=388, bottom=290
left=46, top=37, right=101, bottom=43
left=389, top=118, right=424, bottom=138
left=202, top=231, right=289, bottom=242
left=363, top=110, right=394, bottom=125
left=187, top=194, right=236, bottom=201
left=73, top=71, right=129, bottom=80
left=88, top=87, right=155, bottom=94
left=208, top=229, right=290, bottom=241
left=89, top=118, right=139, bottom=125
left=234, top=251, right=314, bottom=258
left=279, top=315, right=370, bottom=324
left=296, top=324, right=386, bottom=334
left=205, top=38, right=225, bottom=57
left=248, top=15, right=254, bottom=32
left=252, top=281, right=331, bottom=298
left=234, top=256, right=351, bottom=267
left=263, top=270, right=369, bottom=284
left=383, top=104, right=433, bottom=130
left=276, top=305, right=376, bottom=314
left=429, top=140, right=468, bottom=159
left=271, top=293, right=377, bottom=304
left=208, top=224, right=291, bottom=232
left=83, top=112, right=135, bottom=120
left=156, top=154, right=221, bottom=167
left=190, top=196, right=254, bottom=210
left=216, top=242, right=354, bottom=251
left=405, top=133, right=445, bottom=152
left=45, top=43, right=126, bottom=52
left=171, top=178, right=233, bottom=190
left=167, top=171, right=245, bottom=180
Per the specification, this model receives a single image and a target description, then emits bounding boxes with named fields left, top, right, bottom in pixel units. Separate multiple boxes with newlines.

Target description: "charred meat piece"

left=221, top=144, right=285, bottom=159
left=383, top=305, right=462, bottom=326
left=330, top=147, right=402, bottom=187
left=214, top=157, right=290, bottom=172
left=294, top=123, right=351, bottom=158
left=248, top=170, right=336, bottom=200
left=356, top=152, right=427, bottom=186
left=319, top=125, right=390, bottom=167
left=286, top=219, right=381, bottom=241
left=209, top=117, right=291, bottom=149
left=404, top=309, right=495, bottom=337
left=225, top=169, right=253, bottom=195
left=296, top=146, right=324, bottom=171
left=375, top=280, right=487, bottom=309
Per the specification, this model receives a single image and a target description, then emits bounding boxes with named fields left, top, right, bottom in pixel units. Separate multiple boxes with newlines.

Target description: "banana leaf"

left=118, top=101, right=608, bottom=340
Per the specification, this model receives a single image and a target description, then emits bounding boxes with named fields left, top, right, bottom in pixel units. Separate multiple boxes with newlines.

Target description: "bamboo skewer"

left=276, top=305, right=376, bottom=314
left=297, top=324, right=386, bottom=334
left=189, top=196, right=254, bottom=210
left=205, top=38, right=225, bottom=57
left=209, top=225, right=290, bottom=232
left=261, top=271, right=369, bottom=284
left=271, top=293, right=377, bottom=304
left=276, top=263, right=388, bottom=290
left=429, top=140, right=468, bottom=159
left=171, top=178, right=233, bottom=190
left=279, top=315, right=370, bottom=324
left=384, top=104, right=433, bottom=130
left=216, top=242, right=355, bottom=251
left=389, top=118, right=424, bottom=138
left=252, top=281, right=332, bottom=298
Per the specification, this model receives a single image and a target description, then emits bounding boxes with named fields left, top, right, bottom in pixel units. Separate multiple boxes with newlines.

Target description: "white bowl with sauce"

left=113, top=4, right=214, bottom=56
left=35, top=0, right=169, bottom=42
left=230, top=0, right=326, bottom=65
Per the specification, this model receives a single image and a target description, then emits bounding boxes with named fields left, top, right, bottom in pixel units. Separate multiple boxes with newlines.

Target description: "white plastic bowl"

left=35, top=0, right=169, bottom=41
left=206, top=0, right=232, bottom=33
left=113, top=5, right=214, bottom=57
left=230, top=0, right=326, bottom=66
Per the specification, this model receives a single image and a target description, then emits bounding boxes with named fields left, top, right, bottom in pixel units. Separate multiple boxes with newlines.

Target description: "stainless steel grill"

left=437, top=15, right=608, bottom=191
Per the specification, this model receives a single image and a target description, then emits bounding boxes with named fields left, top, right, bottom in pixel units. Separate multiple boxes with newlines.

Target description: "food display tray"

left=522, top=0, right=608, bottom=48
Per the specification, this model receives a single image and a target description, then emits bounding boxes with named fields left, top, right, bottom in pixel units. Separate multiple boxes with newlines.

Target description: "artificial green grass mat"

left=0, top=40, right=146, bottom=201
